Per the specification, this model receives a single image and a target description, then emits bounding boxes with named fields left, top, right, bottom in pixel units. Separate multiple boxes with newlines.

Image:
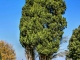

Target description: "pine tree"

left=0, top=40, right=16, bottom=60
left=19, top=0, right=43, bottom=60
left=19, top=0, right=67, bottom=60
left=67, top=25, right=80, bottom=60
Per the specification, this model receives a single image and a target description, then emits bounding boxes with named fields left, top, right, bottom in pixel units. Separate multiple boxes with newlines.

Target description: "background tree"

left=0, top=40, right=16, bottom=60
left=19, top=0, right=67, bottom=60
left=53, top=36, right=69, bottom=58
left=67, top=25, right=80, bottom=60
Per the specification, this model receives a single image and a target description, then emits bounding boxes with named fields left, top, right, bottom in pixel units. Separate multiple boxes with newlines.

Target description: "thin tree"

left=0, top=51, right=2, bottom=60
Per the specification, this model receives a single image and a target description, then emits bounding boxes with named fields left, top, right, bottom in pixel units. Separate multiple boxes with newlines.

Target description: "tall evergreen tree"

left=19, top=0, right=67, bottom=60
left=34, top=0, right=67, bottom=60
left=19, top=0, right=45, bottom=60
left=67, top=25, right=80, bottom=60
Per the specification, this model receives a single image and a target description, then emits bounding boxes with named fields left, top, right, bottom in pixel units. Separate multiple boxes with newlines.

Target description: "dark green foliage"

left=19, top=0, right=67, bottom=60
left=35, top=0, right=67, bottom=59
left=67, top=25, right=80, bottom=60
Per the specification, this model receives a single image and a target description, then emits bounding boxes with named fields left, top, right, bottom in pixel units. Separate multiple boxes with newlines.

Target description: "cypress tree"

left=67, top=25, right=80, bottom=60
left=35, top=0, right=67, bottom=60
left=19, top=0, right=67, bottom=60
left=19, top=0, right=46, bottom=60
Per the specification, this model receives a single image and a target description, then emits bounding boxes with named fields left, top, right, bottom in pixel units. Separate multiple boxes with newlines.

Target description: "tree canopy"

left=19, top=0, right=67, bottom=60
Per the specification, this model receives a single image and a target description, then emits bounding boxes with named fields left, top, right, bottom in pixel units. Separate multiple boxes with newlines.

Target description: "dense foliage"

left=0, top=40, right=16, bottom=60
left=67, top=26, right=80, bottom=60
left=19, top=0, right=67, bottom=60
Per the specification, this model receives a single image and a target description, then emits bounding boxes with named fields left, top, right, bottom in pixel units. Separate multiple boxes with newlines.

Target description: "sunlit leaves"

left=0, top=40, right=16, bottom=60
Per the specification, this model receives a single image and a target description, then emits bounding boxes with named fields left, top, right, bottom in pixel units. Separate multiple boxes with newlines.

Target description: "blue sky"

left=0, top=0, right=80, bottom=60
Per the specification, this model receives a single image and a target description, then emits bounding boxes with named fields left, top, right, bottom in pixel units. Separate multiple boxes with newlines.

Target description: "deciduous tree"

left=0, top=40, right=16, bottom=60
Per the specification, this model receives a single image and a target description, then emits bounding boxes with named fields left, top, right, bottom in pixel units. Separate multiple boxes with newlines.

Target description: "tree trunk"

left=39, top=54, right=46, bottom=60
left=0, top=52, right=2, bottom=60
left=46, top=56, right=52, bottom=60
left=39, top=54, right=51, bottom=60
left=25, top=48, right=35, bottom=60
